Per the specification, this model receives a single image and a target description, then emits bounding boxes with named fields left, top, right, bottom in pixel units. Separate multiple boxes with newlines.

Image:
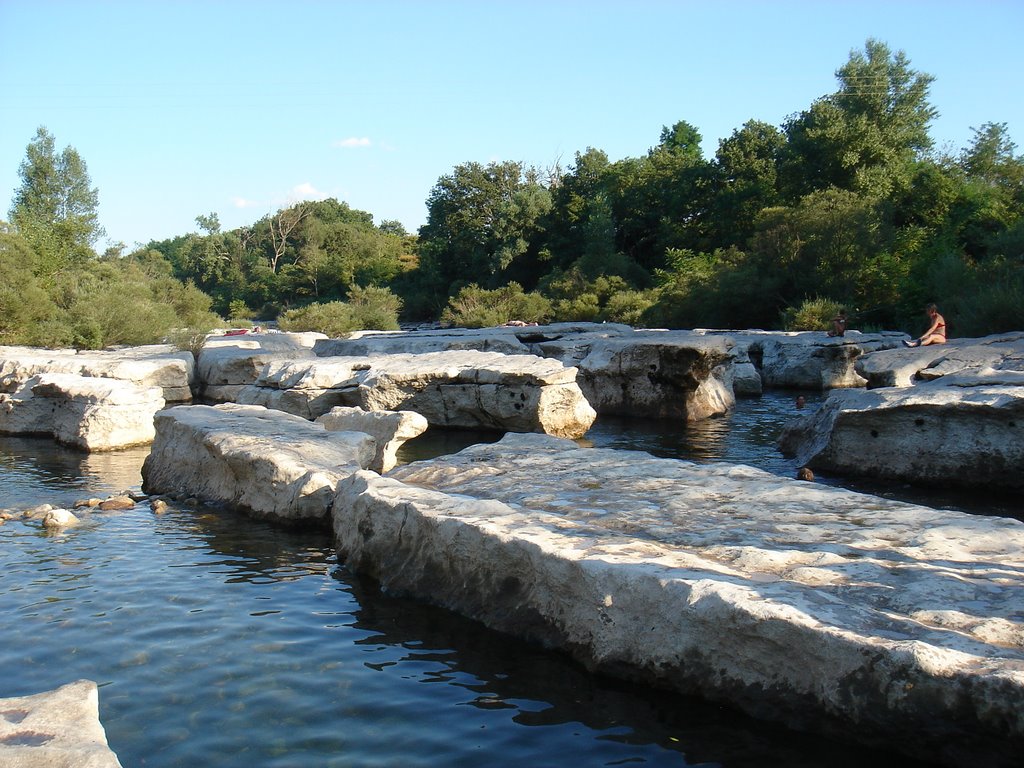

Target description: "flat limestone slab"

left=142, top=404, right=375, bottom=524
left=0, top=680, right=123, bottom=768
left=856, top=332, right=1024, bottom=388
left=333, top=433, right=1024, bottom=767
left=239, top=351, right=596, bottom=438
left=778, top=378, right=1024, bottom=491
left=0, top=373, right=164, bottom=451
left=0, top=344, right=194, bottom=402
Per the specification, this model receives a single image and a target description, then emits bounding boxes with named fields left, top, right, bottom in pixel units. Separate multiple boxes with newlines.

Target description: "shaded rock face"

left=235, top=351, right=597, bottom=438
left=0, top=344, right=194, bottom=402
left=0, top=373, right=165, bottom=451
left=0, top=680, right=123, bottom=768
left=856, top=332, right=1024, bottom=389
left=315, top=406, right=428, bottom=473
left=695, top=329, right=908, bottom=391
left=142, top=404, right=375, bottom=525
left=778, top=381, right=1024, bottom=491
left=196, top=332, right=321, bottom=401
left=336, top=433, right=1024, bottom=768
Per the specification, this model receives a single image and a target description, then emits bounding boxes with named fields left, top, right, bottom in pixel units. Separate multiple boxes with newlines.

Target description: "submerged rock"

left=0, top=680, right=122, bottom=767
left=142, top=404, right=376, bottom=525
left=335, top=433, right=1024, bottom=767
left=41, top=508, right=80, bottom=530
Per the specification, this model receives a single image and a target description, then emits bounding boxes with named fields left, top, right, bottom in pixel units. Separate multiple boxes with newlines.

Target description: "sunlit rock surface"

left=196, top=331, right=322, bottom=401
left=855, top=332, right=1024, bottom=388
left=0, top=344, right=194, bottom=402
left=0, top=680, right=123, bottom=768
left=142, top=403, right=374, bottom=524
left=235, top=351, right=596, bottom=438
left=316, top=406, right=428, bottom=473
left=0, top=373, right=164, bottom=450
left=779, top=377, right=1024, bottom=491
left=333, top=433, right=1024, bottom=767
left=317, top=324, right=735, bottom=421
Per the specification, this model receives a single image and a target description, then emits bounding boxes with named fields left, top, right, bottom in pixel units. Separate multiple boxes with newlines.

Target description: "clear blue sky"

left=2, top=0, right=1022, bottom=250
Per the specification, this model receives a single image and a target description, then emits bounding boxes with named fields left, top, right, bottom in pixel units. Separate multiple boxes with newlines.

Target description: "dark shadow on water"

left=338, top=568, right=935, bottom=768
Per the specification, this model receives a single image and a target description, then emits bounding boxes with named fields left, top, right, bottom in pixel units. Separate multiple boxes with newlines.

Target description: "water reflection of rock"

left=339, top=570, right=933, bottom=768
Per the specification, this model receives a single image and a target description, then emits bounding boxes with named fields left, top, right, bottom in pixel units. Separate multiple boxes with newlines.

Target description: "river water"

left=1, top=392, right=1010, bottom=767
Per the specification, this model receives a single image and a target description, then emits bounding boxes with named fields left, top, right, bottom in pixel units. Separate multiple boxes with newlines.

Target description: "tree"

left=8, top=126, right=105, bottom=275
left=781, top=40, right=937, bottom=198
left=418, top=161, right=552, bottom=295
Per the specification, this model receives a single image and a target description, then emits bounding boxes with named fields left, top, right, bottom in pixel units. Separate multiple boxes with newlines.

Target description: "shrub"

left=441, top=283, right=552, bottom=328
left=278, top=301, right=359, bottom=337
left=780, top=297, right=846, bottom=332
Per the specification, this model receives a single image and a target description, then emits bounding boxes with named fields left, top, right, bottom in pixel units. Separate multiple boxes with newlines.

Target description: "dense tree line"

left=408, top=40, right=1023, bottom=336
left=3, top=40, right=1021, bottom=349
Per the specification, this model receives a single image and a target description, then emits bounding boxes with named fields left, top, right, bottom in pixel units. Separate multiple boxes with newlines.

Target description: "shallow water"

left=1, top=392, right=1004, bottom=767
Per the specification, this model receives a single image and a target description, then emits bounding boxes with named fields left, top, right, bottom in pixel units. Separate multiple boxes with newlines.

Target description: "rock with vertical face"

left=333, top=432, right=1024, bottom=768
left=0, top=680, right=123, bottom=767
left=141, top=403, right=375, bottom=525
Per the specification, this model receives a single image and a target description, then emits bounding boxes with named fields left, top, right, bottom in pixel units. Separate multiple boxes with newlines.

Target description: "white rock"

left=0, top=680, right=123, bottom=767
left=316, top=406, right=428, bottom=473
left=41, top=508, right=80, bottom=529
left=856, top=332, right=1024, bottom=388
left=333, top=433, right=1024, bottom=767
left=778, top=379, right=1024, bottom=491
left=238, top=351, right=596, bottom=438
left=141, top=404, right=376, bottom=524
left=0, top=344, right=194, bottom=402
left=0, top=373, right=164, bottom=451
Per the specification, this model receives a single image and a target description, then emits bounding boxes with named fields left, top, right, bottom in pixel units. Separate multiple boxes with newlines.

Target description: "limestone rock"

left=316, top=406, right=428, bottom=473
left=41, top=509, right=80, bottom=530
left=0, top=373, right=164, bottom=451
left=778, top=380, right=1024, bottom=491
left=141, top=403, right=376, bottom=524
left=195, top=331, right=323, bottom=397
left=0, top=344, right=194, bottom=402
left=0, top=680, right=123, bottom=767
left=856, top=332, right=1024, bottom=388
left=333, top=433, right=1024, bottom=767
left=239, top=351, right=596, bottom=438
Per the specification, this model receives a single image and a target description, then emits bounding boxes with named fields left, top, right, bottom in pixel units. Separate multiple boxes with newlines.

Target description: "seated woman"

left=904, top=303, right=946, bottom=347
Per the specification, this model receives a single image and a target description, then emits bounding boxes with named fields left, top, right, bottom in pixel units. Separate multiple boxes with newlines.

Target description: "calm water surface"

left=1, top=392, right=1000, bottom=767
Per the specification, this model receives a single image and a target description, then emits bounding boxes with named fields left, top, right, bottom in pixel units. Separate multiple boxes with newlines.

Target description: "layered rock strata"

left=0, top=680, right=123, bottom=768
left=855, top=332, right=1024, bottom=389
left=196, top=331, right=322, bottom=402
left=778, top=377, right=1024, bottom=491
left=333, top=433, right=1024, bottom=767
left=141, top=404, right=375, bottom=524
left=0, top=344, right=194, bottom=402
left=0, top=373, right=164, bottom=451
left=316, top=406, right=428, bottom=473
left=235, top=351, right=596, bottom=438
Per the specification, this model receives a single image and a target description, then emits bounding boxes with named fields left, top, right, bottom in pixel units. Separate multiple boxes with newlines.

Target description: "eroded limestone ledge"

left=141, top=403, right=375, bottom=524
left=0, top=373, right=164, bottom=451
left=0, top=344, right=194, bottom=402
left=855, top=332, right=1024, bottom=388
left=0, top=680, right=123, bottom=768
left=778, top=378, right=1024, bottom=491
left=316, top=406, right=428, bottom=473
left=333, top=433, right=1024, bottom=767
left=236, top=351, right=597, bottom=438
left=197, top=331, right=323, bottom=401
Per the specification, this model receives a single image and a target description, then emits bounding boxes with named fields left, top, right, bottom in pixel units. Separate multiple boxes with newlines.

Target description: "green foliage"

left=8, top=127, right=104, bottom=275
left=780, top=297, right=846, bottom=331
left=440, top=283, right=553, bottom=328
left=277, top=286, right=403, bottom=337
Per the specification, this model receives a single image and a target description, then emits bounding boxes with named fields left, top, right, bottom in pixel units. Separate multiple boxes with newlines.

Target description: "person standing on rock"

left=903, top=303, right=947, bottom=347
